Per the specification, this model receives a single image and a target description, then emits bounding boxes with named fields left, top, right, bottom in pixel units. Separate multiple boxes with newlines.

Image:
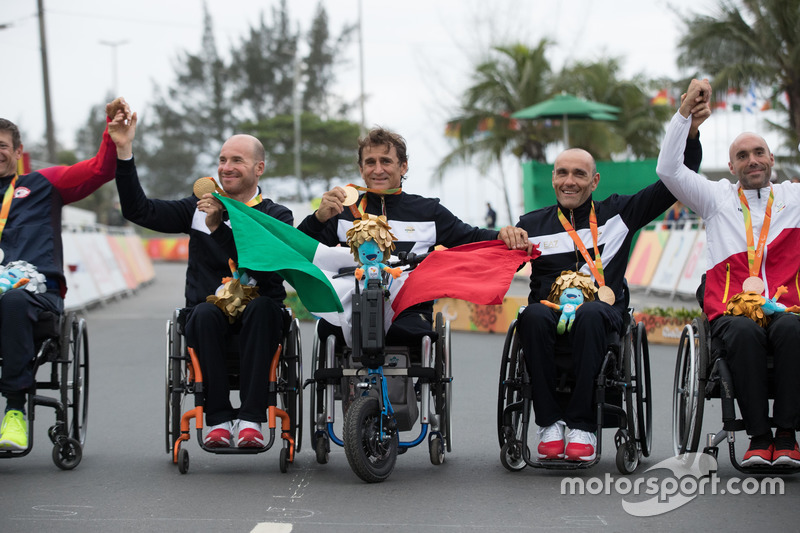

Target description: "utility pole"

left=358, top=0, right=366, bottom=136
left=99, top=39, right=129, bottom=95
left=37, top=0, right=56, bottom=164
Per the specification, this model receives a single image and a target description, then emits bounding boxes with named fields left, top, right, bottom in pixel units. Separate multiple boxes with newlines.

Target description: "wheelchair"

left=497, top=304, right=653, bottom=474
left=164, top=306, right=303, bottom=474
left=673, top=313, right=800, bottom=475
left=0, top=311, right=89, bottom=470
left=307, top=253, right=453, bottom=483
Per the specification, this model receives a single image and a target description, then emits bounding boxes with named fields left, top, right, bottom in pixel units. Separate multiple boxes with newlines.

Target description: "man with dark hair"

left=0, top=100, right=125, bottom=450
left=110, top=107, right=293, bottom=449
left=298, top=126, right=529, bottom=349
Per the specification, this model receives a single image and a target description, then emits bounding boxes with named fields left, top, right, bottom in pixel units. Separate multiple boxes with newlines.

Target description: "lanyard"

left=557, top=202, right=605, bottom=286
left=0, top=174, right=18, bottom=242
left=345, top=183, right=402, bottom=218
left=737, top=186, right=773, bottom=278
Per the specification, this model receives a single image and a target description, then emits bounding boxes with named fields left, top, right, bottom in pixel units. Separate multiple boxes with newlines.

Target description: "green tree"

left=552, top=59, right=673, bottom=160
left=677, top=0, right=800, bottom=159
left=229, top=0, right=298, bottom=121
left=438, top=41, right=557, bottom=223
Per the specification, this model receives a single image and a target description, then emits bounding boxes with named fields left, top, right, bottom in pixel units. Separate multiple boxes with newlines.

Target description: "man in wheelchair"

left=298, top=127, right=530, bottom=356
left=0, top=100, right=126, bottom=450
left=515, top=115, right=706, bottom=463
left=657, top=78, right=800, bottom=467
left=110, top=108, right=294, bottom=449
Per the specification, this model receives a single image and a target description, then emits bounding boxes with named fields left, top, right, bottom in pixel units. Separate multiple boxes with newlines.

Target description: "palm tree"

left=552, top=59, right=674, bottom=160
left=677, top=0, right=800, bottom=159
left=437, top=40, right=557, bottom=224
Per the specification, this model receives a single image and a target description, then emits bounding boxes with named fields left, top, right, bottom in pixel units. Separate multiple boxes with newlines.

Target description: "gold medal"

left=193, top=177, right=217, bottom=198
left=742, top=276, right=765, bottom=295
left=597, top=285, right=616, bottom=305
left=342, top=185, right=359, bottom=206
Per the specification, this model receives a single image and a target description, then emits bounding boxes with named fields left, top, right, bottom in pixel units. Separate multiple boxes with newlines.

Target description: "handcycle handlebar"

left=332, top=251, right=430, bottom=279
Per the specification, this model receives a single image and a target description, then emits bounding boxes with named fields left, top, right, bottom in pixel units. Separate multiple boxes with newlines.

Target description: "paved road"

left=1, top=263, right=796, bottom=532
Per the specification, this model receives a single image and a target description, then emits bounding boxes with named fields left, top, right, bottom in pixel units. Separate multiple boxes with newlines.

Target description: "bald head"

left=728, top=132, right=774, bottom=190
left=224, top=134, right=265, bottom=163
left=552, top=148, right=600, bottom=209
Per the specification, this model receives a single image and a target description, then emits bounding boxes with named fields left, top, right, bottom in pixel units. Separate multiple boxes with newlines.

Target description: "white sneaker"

left=565, top=428, right=597, bottom=461
left=203, top=420, right=235, bottom=448
left=536, top=420, right=566, bottom=459
left=237, top=420, right=265, bottom=448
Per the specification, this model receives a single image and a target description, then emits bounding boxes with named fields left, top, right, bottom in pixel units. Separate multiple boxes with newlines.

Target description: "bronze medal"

left=597, top=285, right=616, bottom=305
left=742, top=276, right=765, bottom=295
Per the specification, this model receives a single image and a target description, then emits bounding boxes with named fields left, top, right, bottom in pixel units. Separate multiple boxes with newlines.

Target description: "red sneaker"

left=203, top=421, right=233, bottom=448
left=565, top=428, right=597, bottom=462
left=536, top=421, right=565, bottom=459
left=742, top=432, right=773, bottom=467
left=773, top=430, right=800, bottom=467
left=237, top=421, right=265, bottom=448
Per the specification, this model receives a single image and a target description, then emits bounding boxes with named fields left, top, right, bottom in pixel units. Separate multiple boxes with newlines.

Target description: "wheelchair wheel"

left=622, top=321, right=641, bottom=455
left=279, top=318, right=303, bottom=453
left=60, top=313, right=89, bottom=447
left=343, top=396, right=398, bottom=483
left=309, top=325, right=327, bottom=452
left=672, top=318, right=707, bottom=455
left=497, top=320, right=524, bottom=448
left=615, top=437, right=639, bottom=475
left=52, top=437, right=83, bottom=470
left=165, top=313, right=184, bottom=455
left=634, top=322, right=653, bottom=458
left=429, top=434, right=445, bottom=465
left=434, top=312, right=452, bottom=453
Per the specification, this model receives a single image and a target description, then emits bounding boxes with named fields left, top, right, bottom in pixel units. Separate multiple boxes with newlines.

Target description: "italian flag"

left=219, top=195, right=536, bottom=345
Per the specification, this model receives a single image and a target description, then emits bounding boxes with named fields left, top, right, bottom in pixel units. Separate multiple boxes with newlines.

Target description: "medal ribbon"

left=737, top=186, right=774, bottom=278
left=557, top=202, right=606, bottom=286
left=345, top=183, right=402, bottom=218
left=0, top=174, right=18, bottom=242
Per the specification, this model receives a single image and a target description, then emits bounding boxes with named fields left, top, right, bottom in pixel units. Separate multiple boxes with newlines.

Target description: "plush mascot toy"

left=345, top=214, right=402, bottom=289
left=206, top=259, right=259, bottom=323
left=724, top=285, right=800, bottom=327
left=539, top=270, right=598, bottom=334
left=0, top=268, right=30, bottom=295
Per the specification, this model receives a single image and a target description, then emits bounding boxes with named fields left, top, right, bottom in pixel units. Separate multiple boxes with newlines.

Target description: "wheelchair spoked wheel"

left=433, top=312, right=452, bottom=454
left=672, top=318, right=707, bottom=455
left=278, top=318, right=303, bottom=454
left=497, top=320, right=527, bottom=471
left=634, top=322, right=653, bottom=458
left=620, top=324, right=641, bottom=474
left=309, top=327, right=330, bottom=463
left=343, top=396, right=398, bottom=483
left=165, top=313, right=185, bottom=455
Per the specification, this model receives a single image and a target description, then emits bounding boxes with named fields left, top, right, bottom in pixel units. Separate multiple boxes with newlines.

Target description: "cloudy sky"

left=5, top=0, right=778, bottom=225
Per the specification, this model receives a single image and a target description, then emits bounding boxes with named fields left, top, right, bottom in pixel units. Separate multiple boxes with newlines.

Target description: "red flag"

left=391, top=240, right=539, bottom=319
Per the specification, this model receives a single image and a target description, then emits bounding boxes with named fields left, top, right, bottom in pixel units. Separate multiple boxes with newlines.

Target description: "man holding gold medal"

left=657, top=78, right=800, bottom=467
left=111, top=109, right=293, bottom=449
left=515, top=111, right=707, bottom=462
left=298, top=126, right=530, bottom=352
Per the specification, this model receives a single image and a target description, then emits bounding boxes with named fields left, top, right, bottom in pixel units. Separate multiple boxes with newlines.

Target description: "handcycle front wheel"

left=343, top=396, right=398, bottom=483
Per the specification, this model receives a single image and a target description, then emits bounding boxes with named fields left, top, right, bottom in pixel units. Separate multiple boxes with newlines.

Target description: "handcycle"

left=164, top=306, right=302, bottom=474
left=307, top=251, right=453, bottom=483
left=0, top=311, right=89, bottom=470
left=497, top=300, right=653, bottom=474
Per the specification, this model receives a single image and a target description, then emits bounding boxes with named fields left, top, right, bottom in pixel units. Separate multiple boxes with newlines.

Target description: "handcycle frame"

left=309, top=252, right=452, bottom=482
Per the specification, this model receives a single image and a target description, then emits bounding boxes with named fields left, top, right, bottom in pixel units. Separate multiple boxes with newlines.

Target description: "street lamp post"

left=99, top=39, right=129, bottom=95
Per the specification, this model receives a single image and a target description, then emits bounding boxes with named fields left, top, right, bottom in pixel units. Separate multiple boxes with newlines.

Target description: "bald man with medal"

left=514, top=111, right=708, bottom=462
